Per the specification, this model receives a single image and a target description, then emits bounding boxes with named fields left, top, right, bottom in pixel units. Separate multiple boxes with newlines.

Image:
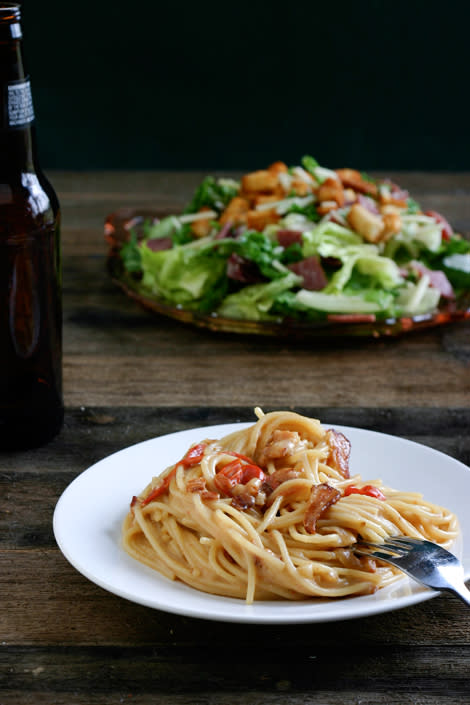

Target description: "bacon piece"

left=410, top=260, right=455, bottom=299
left=214, top=461, right=243, bottom=495
left=288, top=256, right=328, bottom=291
left=276, top=229, right=303, bottom=247
left=263, top=467, right=302, bottom=492
left=304, top=483, right=341, bottom=534
left=257, top=430, right=308, bottom=467
left=326, top=429, right=351, bottom=478
left=383, top=180, right=410, bottom=203
left=186, top=477, right=219, bottom=501
left=226, top=253, right=265, bottom=283
left=201, top=490, right=220, bottom=501
left=146, top=237, right=173, bottom=252
left=231, top=492, right=256, bottom=510
left=357, top=194, right=379, bottom=214
left=186, top=478, right=206, bottom=493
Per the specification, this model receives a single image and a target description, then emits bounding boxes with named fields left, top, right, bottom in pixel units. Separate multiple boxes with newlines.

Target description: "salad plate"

left=53, top=422, right=470, bottom=624
left=104, top=158, right=470, bottom=338
left=106, top=208, right=470, bottom=338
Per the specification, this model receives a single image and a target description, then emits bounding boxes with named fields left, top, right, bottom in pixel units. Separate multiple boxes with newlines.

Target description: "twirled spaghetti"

left=122, top=409, right=458, bottom=602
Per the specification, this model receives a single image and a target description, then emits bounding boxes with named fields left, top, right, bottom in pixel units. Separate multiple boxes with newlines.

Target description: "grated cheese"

left=178, top=210, right=218, bottom=224
left=291, top=166, right=315, bottom=185
left=255, top=194, right=315, bottom=214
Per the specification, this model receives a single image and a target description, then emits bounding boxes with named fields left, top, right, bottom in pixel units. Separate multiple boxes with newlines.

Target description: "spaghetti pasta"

left=122, top=409, right=459, bottom=602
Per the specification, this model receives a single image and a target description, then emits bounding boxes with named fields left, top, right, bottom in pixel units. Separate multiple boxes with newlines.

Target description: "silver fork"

left=355, top=536, right=470, bottom=606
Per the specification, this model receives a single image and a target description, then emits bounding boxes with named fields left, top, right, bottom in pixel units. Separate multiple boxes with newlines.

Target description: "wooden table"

left=2, top=171, right=470, bottom=704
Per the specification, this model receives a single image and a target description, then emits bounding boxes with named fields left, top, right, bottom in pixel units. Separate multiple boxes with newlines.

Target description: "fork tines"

left=357, top=536, right=427, bottom=553
left=355, top=536, right=430, bottom=556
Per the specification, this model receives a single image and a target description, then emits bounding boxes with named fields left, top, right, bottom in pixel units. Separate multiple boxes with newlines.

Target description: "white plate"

left=53, top=423, right=470, bottom=624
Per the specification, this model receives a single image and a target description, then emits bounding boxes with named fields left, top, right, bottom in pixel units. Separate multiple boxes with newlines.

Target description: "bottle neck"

left=0, top=126, right=36, bottom=177
left=0, top=9, right=38, bottom=177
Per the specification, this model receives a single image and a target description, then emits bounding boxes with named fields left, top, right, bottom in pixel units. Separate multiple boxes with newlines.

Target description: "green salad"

left=118, top=156, right=470, bottom=323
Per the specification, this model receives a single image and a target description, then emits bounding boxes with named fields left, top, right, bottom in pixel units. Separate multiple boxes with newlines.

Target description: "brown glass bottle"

left=0, top=3, right=63, bottom=449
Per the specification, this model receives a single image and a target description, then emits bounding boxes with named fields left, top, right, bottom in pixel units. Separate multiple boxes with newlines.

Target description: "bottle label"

left=6, top=79, right=35, bottom=127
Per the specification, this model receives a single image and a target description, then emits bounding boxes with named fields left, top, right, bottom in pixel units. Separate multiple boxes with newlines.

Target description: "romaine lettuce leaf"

left=354, top=253, right=403, bottom=289
left=217, top=272, right=301, bottom=321
left=233, top=230, right=292, bottom=279
left=421, top=236, right=470, bottom=289
left=395, top=277, right=441, bottom=315
left=143, top=216, right=182, bottom=240
left=142, top=216, right=193, bottom=246
left=311, top=243, right=402, bottom=294
left=385, top=219, right=442, bottom=261
left=301, top=155, right=320, bottom=175
left=139, top=240, right=228, bottom=310
left=296, top=289, right=392, bottom=314
left=441, top=252, right=470, bottom=288
left=120, top=231, right=141, bottom=273
left=302, top=222, right=363, bottom=259
left=184, top=176, right=239, bottom=214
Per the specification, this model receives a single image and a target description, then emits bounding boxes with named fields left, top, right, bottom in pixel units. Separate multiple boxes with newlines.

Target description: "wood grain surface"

left=1, top=171, right=470, bottom=705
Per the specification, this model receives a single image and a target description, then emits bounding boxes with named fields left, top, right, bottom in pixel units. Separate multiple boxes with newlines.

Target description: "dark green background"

left=21, top=0, right=469, bottom=171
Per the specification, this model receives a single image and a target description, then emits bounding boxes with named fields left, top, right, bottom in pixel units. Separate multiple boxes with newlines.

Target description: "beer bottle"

left=0, top=3, right=63, bottom=449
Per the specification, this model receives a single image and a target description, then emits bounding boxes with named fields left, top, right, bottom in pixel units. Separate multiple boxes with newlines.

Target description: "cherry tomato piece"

left=425, top=210, right=453, bottom=241
left=344, top=484, right=386, bottom=500
left=179, top=443, right=206, bottom=467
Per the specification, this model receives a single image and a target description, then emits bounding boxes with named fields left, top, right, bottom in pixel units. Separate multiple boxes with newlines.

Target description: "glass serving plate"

left=105, top=208, right=470, bottom=339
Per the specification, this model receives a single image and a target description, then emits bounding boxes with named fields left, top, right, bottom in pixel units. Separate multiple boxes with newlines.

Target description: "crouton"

left=219, top=197, right=250, bottom=226
left=252, top=194, right=283, bottom=207
left=245, top=209, right=280, bottom=231
left=336, top=168, right=378, bottom=197
left=381, top=212, right=402, bottom=239
left=290, top=178, right=312, bottom=197
left=317, top=177, right=345, bottom=207
left=190, top=207, right=213, bottom=238
left=240, top=187, right=285, bottom=204
left=347, top=204, right=384, bottom=243
left=241, top=169, right=280, bottom=194
left=268, top=161, right=288, bottom=174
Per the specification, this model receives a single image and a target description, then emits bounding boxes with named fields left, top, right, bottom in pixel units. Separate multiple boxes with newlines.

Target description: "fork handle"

left=448, top=581, right=470, bottom=607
